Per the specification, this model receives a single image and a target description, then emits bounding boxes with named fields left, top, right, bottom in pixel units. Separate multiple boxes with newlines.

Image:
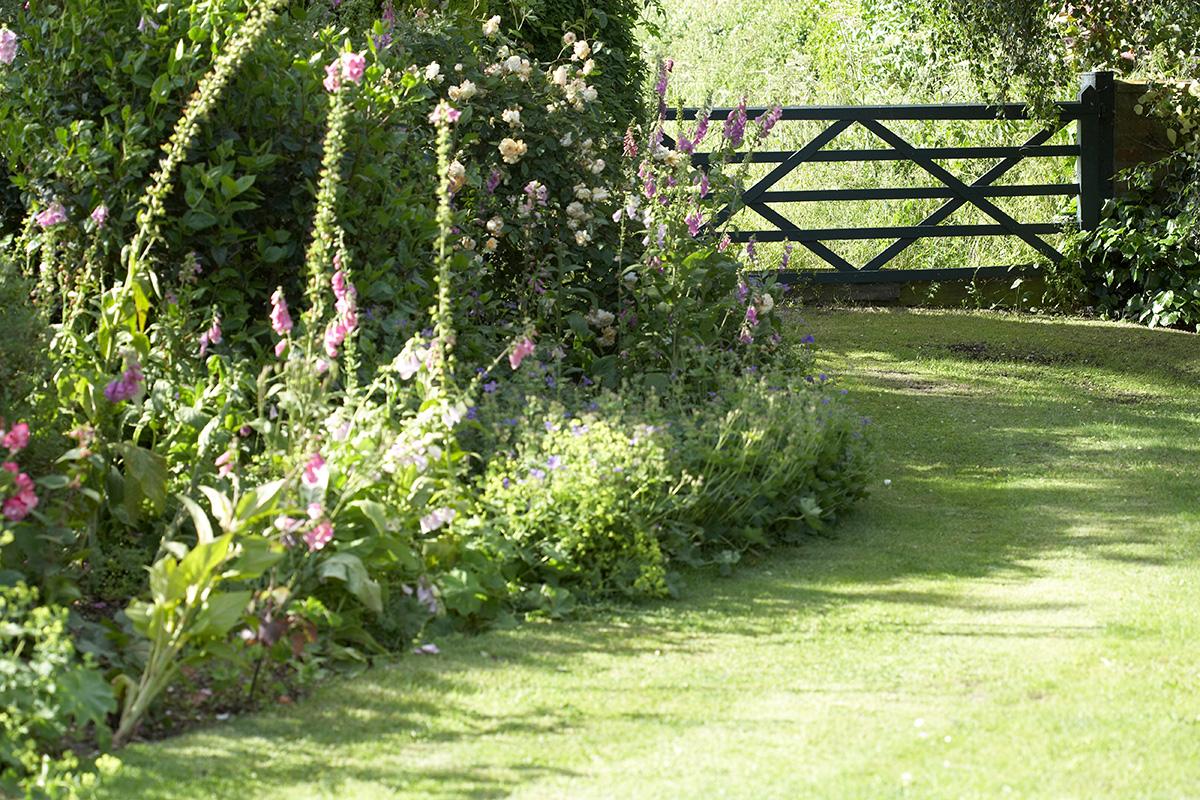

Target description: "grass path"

left=102, top=309, right=1200, bottom=799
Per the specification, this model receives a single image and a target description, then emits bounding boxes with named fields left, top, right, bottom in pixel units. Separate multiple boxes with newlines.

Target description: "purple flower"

left=546, top=456, right=564, bottom=470
left=529, top=468, right=546, bottom=480
left=756, top=105, right=783, bottom=138
left=746, top=305, right=759, bottom=326
left=35, top=202, right=67, bottom=229
left=802, top=335, right=816, bottom=345
left=483, top=380, right=499, bottom=393
left=654, top=59, right=673, bottom=98
left=686, top=210, right=703, bottom=237
left=486, top=168, right=502, bottom=193
left=698, top=173, right=710, bottom=198
left=104, top=359, right=145, bottom=403
left=623, top=127, right=639, bottom=159
left=723, top=98, right=748, bottom=147
left=90, top=204, right=109, bottom=228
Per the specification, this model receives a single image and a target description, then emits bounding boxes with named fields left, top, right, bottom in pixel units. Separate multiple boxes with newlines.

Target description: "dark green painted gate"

left=663, top=72, right=1116, bottom=284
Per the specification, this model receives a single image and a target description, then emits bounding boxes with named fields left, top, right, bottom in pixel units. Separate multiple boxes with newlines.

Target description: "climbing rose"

left=0, top=29, right=17, bottom=65
left=482, top=15, right=500, bottom=36
left=509, top=338, right=536, bottom=370
left=1, top=423, right=29, bottom=453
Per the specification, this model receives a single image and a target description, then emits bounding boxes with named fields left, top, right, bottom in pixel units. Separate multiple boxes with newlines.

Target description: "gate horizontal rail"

left=661, top=72, right=1116, bottom=285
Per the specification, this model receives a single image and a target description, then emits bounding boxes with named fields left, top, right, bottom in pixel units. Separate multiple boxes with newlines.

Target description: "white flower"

left=503, top=54, right=522, bottom=73
left=551, top=65, right=570, bottom=86
left=460, top=236, right=476, bottom=251
left=573, top=40, right=591, bottom=61
left=498, top=137, right=527, bottom=164
left=484, top=237, right=499, bottom=252
left=592, top=187, right=611, bottom=203
left=597, top=326, right=617, bottom=347
left=486, top=216, right=505, bottom=234
left=574, top=184, right=592, bottom=201
left=581, top=59, right=595, bottom=75
left=501, top=107, right=522, bottom=126
left=586, top=308, right=615, bottom=328
left=590, top=158, right=606, bottom=174
left=420, top=507, right=457, bottom=534
left=424, top=61, right=442, bottom=82
left=566, top=201, right=587, bottom=219
left=575, top=229, right=592, bottom=246
left=581, top=85, right=598, bottom=103
left=483, top=15, right=501, bottom=36
left=559, top=132, right=573, bottom=146
left=446, top=160, right=466, bottom=193
left=448, top=80, right=477, bottom=101
left=562, top=31, right=577, bottom=46
left=757, top=293, right=775, bottom=315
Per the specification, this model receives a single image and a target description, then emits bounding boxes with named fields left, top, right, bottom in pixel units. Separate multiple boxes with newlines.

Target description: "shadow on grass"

left=101, top=310, right=1200, bottom=799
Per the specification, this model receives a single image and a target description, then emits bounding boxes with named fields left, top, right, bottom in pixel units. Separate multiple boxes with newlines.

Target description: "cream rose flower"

left=498, top=138, right=527, bottom=164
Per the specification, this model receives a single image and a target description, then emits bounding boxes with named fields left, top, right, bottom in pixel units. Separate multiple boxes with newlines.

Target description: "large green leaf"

left=318, top=553, right=383, bottom=614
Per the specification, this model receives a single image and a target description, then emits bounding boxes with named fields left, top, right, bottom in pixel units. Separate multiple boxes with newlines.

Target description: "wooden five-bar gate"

left=663, top=72, right=1116, bottom=284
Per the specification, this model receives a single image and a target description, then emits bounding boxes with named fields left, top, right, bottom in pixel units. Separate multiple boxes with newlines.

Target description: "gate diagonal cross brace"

left=710, top=119, right=855, bottom=228
left=860, top=125, right=1063, bottom=271
left=857, top=118, right=1065, bottom=264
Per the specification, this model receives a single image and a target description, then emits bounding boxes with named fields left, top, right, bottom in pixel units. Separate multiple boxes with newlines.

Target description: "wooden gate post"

left=1078, top=71, right=1116, bottom=230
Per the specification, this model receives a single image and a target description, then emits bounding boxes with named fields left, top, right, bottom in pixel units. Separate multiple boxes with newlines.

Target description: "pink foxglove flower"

left=104, top=357, right=145, bottom=403
left=340, top=52, right=366, bottom=84
left=35, top=202, right=67, bottom=229
left=304, top=520, right=334, bottom=552
left=323, top=60, right=341, bottom=92
left=723, top=98, right=748, bottom=147
left=198, top=314, right=222, bottom=356
left=215, top=448, right=235, bottom=478
left=428, top=101, right=460, bottom=126
left=1, top=462, right=38, bottom=522
left=509, top=338, right=536, bottom=370
left=270, top=287, right=293, bottom=336
left=90, top=204, right=109, bottom=228
left=0, top=29, right=18, bottom=65
left=686, top=210, right=704, bottom=237
left=301, top=453, right=327, bottom=487
left=1, top=422, right=30, bottom=453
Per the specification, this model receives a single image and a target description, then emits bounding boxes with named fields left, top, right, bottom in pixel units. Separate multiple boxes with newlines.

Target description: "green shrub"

left=477, top=392, right=684, bottom=600
left=1058, top=145, right=1200, bottom=330
left=0, top=581, right=116, bottom=799
left=0, top=256, right=50, bottom=428
left=671, top=373, right=874, bottom=557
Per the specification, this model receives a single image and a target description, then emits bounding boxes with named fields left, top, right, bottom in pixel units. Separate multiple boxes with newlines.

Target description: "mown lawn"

left=101, top=309, right=1200, bottom=799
